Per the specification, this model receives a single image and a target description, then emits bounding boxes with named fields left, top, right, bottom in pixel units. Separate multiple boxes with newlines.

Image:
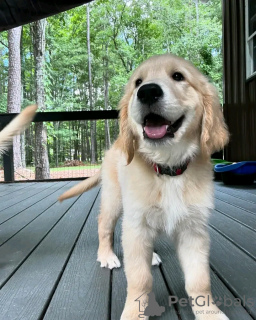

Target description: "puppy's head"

left=118, top=54, right=229, bottom=164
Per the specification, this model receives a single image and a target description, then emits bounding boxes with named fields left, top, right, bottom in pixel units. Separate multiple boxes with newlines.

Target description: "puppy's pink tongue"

left=144, top=125, right=167, bottom=139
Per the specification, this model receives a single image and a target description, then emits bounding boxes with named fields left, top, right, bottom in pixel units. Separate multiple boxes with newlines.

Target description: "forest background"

left=0, top=0, right=222, bottom=179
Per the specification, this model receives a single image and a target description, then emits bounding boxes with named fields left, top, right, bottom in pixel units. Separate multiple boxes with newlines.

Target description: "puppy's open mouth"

left=143, top=113, right=184, bottom=140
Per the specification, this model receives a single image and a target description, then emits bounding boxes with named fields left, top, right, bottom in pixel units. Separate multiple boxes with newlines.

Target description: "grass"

left=49, top=165, right=101, bottom=172
left=20, top=165, right=101, bottom=173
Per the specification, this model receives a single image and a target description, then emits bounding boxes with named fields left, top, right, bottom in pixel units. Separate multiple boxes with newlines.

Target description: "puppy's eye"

left=172, top=72, right=184, bottom=81
left=135, top=79, right=142, bottom=87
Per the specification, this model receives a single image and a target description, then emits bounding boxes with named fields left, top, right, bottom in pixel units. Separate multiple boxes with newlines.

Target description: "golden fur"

left=0, top=105, right=37, bottom=155
left=59, top=54, right=229, bottom=320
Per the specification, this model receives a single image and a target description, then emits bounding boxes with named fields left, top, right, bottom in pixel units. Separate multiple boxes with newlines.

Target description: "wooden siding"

left=223, top=0, right=256, bottom=161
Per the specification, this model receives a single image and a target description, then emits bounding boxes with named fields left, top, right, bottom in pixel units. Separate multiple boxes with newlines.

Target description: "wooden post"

left=0, top=121, right=15, bottom=182
left=3, top=149, right=15, bottom=182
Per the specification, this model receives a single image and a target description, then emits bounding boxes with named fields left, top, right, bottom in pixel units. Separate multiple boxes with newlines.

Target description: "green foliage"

left=0, top=0, right=223, bottom=167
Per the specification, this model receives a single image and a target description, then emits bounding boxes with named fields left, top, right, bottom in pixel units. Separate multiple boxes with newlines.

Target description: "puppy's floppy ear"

left=200, top=83, right=229, bottom=157
left=118, top=94, right=136, bottom=165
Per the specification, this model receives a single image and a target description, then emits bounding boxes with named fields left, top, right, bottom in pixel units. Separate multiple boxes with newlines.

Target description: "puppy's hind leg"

left=97, top=182, right=122, bottom=270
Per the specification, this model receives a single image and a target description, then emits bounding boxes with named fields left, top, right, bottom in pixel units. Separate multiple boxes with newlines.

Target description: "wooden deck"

left=0, top=181, right=255, bottom=320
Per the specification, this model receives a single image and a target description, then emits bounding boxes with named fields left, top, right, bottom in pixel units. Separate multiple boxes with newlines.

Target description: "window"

left=246, top=0, right=256, bottom=79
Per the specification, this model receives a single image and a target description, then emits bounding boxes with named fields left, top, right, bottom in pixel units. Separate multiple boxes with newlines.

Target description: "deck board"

left=214, top=198, right=256, bottom=231
left=0, top=182, right=71, bottom=245
left=0, top=182, right=36, bottom=197
left=0, top=182, right=57, bottom=214
left=0, top=187, right=99, bottom=320
left=209, top=210, right=256, bottom=260
left=215, top=191, right=256, bottom=214
left=43, top=189, right=111, bottom=320
left=0, top=181, right=255, bottom=320
left=0, top=181, right=76, bottom=287
left=209, top=227, right=256, bottom=318
left=215, top=185, right=256, bottom=203
left=155, top=236, right=254, bottom=320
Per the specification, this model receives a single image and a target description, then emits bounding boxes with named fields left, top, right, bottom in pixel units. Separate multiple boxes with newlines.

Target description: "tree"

left=87, top=4, right=97, bottom=163
left=0, top=0, right=223, bottom=174
left=32, top=19, right=50, bottom=179
left=7, top=26, right=22, bottom=169
left=103, top=47, right=111, bottom=150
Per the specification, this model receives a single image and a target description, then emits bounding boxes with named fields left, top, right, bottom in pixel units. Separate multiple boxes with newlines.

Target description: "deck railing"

left=0, top=110, right=119, bottom=182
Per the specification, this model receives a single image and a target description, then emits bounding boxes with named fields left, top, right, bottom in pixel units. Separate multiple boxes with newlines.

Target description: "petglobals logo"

left=168, top=295, right=255, bottom=308
left=135, top=292, right=255, bottom=318
left=135, top=292, right=165, bottom=318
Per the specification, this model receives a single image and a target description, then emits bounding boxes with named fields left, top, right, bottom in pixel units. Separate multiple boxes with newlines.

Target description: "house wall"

left=222, top=0, right=256, bottom=161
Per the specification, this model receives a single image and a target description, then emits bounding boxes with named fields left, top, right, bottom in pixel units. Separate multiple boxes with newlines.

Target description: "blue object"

left=214, top=161, right=256, bottom=175
left=214, top=161, right=256, bottom=185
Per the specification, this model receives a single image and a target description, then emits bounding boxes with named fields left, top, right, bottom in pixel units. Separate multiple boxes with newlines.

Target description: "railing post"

left=3, top=149, right=14, bottom=182
left=0, top=121, right=15, bottom=182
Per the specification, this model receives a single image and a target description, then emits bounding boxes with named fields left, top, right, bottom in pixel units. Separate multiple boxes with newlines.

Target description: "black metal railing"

left=0, top=110, right=119, bottom=182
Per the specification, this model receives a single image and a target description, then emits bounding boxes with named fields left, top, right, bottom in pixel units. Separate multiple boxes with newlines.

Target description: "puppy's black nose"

left=137, top=83, right=163, bottom=104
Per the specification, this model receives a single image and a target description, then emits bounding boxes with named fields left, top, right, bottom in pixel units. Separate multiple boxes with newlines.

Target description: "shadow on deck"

left=0, top=181, right=255, bottom=320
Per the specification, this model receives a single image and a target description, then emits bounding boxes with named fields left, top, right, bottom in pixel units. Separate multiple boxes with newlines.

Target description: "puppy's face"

left=129, top=55, right=204, bottom=146
left=119, top=54, right=229, bottom=164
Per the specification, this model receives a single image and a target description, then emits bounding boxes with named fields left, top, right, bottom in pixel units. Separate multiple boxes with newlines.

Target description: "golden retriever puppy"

left=59, top=54, right=229, bottom=320
left=0, top=105, right=37, bottom=155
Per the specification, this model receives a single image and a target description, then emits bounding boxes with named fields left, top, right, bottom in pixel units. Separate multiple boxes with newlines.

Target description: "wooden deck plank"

left=111, top=220, right=179, bottom=320
left=155, top=236, right=254, bottom=320
left=215, top=190, right=256, bottom=214
left=0, top=182, right=56, bottom=213
left=111, top=220, right=127, bottom=320
left=0, top=187, right=99, bottom=320
left=0, top=182, right=71, bottom=246
left=209, top=227, right=256, bottom=318
left=0, top=181, right=254, bottom=320
left=215, top=185, right=256, bottom=203
left=209, top=210, right=256, bottom=260
left=0, top=181, right=68, bottom=225
left=215, top=182, right=256, bottom=196
left=0, top=181, right=77, bottom=288
left=0, top=183, right=17, bottom=189
left=214, top=199, right=256, bottom=231
left=0, top=182, right=45, bottom=201
left=0, top=182, right=36, bottom=197
left=43, top=190, right=112, bottom=320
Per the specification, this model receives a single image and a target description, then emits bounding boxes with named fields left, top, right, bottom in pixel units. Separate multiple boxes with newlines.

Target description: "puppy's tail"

left=58, top=169, right=101, bottom=202
left=0, top=105, right=37, bottom=155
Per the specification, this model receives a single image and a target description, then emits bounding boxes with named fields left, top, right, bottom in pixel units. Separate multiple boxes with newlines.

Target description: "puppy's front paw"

left=97, top=251, right=121, bottom=269
left=152, top=252, right=162, bottom=266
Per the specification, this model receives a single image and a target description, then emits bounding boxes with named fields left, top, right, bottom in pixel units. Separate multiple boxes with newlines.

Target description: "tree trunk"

left=74, top=124, right=79, bottom=160
left=20, top=133, right=26, bottom=167
left=20, top=27, right=27, bottom=166
left=81, top=121, right=86, bottom=162
left=32, top=19, right=50, bottom=180
left=103, top=45, right=111, bottom=150
left=85, top=121, right=90, bottom=162
left=26, top=125, right=33, bottom=165
left=7, top=26, right=22, bottom=169
left=87, top=4, right=96, bottom=164
left=69, top=121, right=72, bottom=160
left=54, top=122, right=59, bottom=167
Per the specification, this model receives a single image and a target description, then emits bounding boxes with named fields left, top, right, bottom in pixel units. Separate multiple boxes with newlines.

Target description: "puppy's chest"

left=142, top=177, right=190, bottom=233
